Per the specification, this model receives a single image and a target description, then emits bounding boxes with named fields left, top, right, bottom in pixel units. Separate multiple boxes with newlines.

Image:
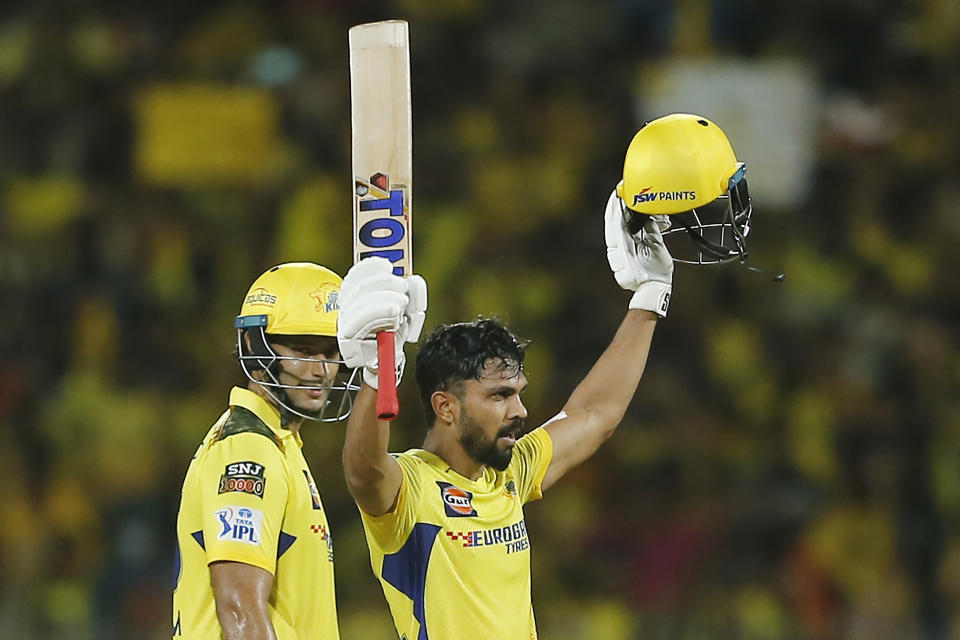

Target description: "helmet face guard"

left=236, top=317, right=361, bottom=423
left=627, top=163, right=753, bottom=265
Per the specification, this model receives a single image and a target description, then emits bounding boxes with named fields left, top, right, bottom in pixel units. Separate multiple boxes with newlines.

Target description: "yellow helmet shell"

left=616, top=113, right=740, bottom=215
left=237, top=262, right=342, bottom=336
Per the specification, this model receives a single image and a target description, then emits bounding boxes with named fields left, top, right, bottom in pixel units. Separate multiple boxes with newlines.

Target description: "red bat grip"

left=376, top=331, right=399, bottom=421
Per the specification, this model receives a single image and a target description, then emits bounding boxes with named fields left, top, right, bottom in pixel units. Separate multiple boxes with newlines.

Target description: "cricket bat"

left=349, top=20, right=413, bottom=421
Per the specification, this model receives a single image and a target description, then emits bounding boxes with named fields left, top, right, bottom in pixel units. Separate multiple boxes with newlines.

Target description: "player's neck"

left=247, top=380, right=303, bottom=436
left=422, top=429, right=484, bottom=481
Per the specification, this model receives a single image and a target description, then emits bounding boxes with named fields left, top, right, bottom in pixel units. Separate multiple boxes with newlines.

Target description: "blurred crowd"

left=1, top=0, right=958, bottom=638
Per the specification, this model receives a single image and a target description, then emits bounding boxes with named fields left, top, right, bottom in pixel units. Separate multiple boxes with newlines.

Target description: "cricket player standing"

left=335, top=113, right=752, bottom=639
left=173, top=262, right=358, bottom=639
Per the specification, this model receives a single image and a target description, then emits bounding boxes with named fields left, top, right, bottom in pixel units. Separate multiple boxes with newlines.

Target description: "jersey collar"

left=229, top=386, right=302, bottom=447
left=412, top=448, right=495, bottom=488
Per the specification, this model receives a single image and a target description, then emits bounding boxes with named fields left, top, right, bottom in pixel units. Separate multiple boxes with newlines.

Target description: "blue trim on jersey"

left=191, top=530, right=205, bottom=550
left=381, top=523, right=442, bottom=640
left=174, top=542, right=182, bottom=588
left=278, top=531, right=297, bottom=558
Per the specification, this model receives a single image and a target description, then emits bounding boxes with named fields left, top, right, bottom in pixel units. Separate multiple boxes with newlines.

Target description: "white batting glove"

left=604, top=188, right=674, bottom=317
left=337, top=257, right=427, bottom=388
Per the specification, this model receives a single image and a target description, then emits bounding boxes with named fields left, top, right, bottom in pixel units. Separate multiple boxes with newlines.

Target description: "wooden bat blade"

left=349, top=20, right=413, bottom=277
left=349, top=20, right=413, bottom=421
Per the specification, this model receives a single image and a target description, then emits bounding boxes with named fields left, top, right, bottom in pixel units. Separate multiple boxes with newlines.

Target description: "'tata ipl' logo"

left=215, top=506, right=263, bottom=545
left=633, top=187, right=696, bottom=205
left=437, top=481, right=477, bottom=517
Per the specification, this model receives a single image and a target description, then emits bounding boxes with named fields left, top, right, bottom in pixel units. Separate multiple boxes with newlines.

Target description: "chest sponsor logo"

left=445, top=520, right=530, bottom=554
left=215, top=506, right=263, bottom=545
left=219, top=461, right=266, bottom=498
left=302, top=470, right=322, bottom=510
left=437, top=481, right=477, bottom=517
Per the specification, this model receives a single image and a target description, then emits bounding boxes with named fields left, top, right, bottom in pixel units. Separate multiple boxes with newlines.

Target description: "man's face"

left=455, top=359, right=528, bottom=471
left=268, top=335, right=342, bottom=419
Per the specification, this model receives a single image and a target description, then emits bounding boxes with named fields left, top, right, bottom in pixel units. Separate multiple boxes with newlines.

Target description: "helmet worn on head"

left=237, top=262, right=341, bottom=336
left=615, top=113, right=752, bottom=265
left=235, top=263, right=360, bottom=423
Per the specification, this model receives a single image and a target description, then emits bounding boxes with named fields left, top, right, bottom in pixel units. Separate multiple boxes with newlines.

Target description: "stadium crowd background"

left=1, top=0, right=958, bottom=638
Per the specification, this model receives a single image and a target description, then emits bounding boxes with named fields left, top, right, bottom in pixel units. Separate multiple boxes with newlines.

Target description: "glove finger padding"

left=339, top=257, right=404, bottom=308
left=340, top=271, right=407, bottom=309
left=628, top=216, right=674, bottom=317
left=649, top=214, right=671, bottom=233
left=603, top=188, right=675, bottom=317
left=338, top=257, right=410, bottom=340
left=336, top=258, right=429, bottom=388
left=338, top=290, right=409, bottom=339
left=339, top=336, right=379, bottom=370
left=403, top=275, right=427, bottom=343
left=604, top=188, right=648, bottom=291
left=636, top=217, right=674, bottom=284
left=341, top=255, right=396, bottom=286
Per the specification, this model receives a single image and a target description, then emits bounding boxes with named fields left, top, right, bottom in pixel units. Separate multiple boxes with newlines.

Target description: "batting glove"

left=337, top=257, right=427, bottom=388
left=604, top=188, right=674, bottom=317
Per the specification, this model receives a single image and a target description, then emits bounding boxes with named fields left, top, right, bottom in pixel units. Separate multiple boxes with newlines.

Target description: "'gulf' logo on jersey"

left=215, top=506, right=263, bottom=546
left=437, top=481, right=477, bottom=517
left=633, top=187, right=696, bottom=204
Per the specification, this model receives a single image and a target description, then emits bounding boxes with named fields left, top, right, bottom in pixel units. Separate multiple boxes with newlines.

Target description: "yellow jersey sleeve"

left=359, top=453, right=425, bottom=554
left=198, top=432, right=289, bottom=574
left=509, top=427, right=553, bottom=504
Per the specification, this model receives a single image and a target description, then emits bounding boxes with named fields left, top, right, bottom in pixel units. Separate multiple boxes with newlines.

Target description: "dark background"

left=1, top=1, right=958, bottom=638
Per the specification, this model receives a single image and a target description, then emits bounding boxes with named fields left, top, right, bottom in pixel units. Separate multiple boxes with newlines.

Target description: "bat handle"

left=376, top=331, right=398, bottom=421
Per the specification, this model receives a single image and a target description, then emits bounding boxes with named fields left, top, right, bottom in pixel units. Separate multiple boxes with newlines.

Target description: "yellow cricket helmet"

left=235, top=263, right=360, bottom=423
left=616, top=113, right=752, bottom=265
left=236, top=262, right=342, bottom=336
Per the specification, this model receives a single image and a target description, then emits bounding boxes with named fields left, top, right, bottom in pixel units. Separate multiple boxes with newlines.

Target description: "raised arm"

left=337, top=257, right=427, bottom=516
left=542, top=310, right=657, bottom=490
left=541, top=189, right=673, bottom=490
left=342, top=383, right=404, bottom=516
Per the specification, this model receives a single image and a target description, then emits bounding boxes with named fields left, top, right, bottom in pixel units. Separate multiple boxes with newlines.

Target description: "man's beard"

left=458, top=409, right=524, bottom=472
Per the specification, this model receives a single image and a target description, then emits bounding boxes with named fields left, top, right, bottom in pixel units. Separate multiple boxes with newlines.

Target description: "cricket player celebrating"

left=173, top=262, right=358, bottom=639
left=336, top=113, right=751, bottom=639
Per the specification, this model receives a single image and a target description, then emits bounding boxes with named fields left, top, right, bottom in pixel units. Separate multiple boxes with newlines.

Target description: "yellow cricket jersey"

left=360, top=427, right=553, bottom=640
left=173, top=387, right=339, bottom=639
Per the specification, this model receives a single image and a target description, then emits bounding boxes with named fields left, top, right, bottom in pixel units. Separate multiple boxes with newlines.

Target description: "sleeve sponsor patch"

left=214, top=506, right=264, bottom=545
left=219, top=461, right=266, bottom=498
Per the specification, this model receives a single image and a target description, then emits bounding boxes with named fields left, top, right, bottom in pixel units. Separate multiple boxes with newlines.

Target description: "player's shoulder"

left=200, top=407, right=287, bottom=463
left=506, top=427, right=552, bottom=471
left=216, top=406, right=283, bottom=447
left=391, top=448, right=429, bottom=468
left=515, top=427, right=552, bottom=452
left=390, top=449, right=445, bottom=481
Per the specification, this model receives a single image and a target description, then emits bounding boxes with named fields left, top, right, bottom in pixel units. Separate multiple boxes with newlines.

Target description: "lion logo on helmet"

left=310, top=283, right=340, bottom=314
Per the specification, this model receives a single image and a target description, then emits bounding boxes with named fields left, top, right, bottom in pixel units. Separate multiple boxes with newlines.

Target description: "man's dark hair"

left=415, top=318, right=527, bottom=428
